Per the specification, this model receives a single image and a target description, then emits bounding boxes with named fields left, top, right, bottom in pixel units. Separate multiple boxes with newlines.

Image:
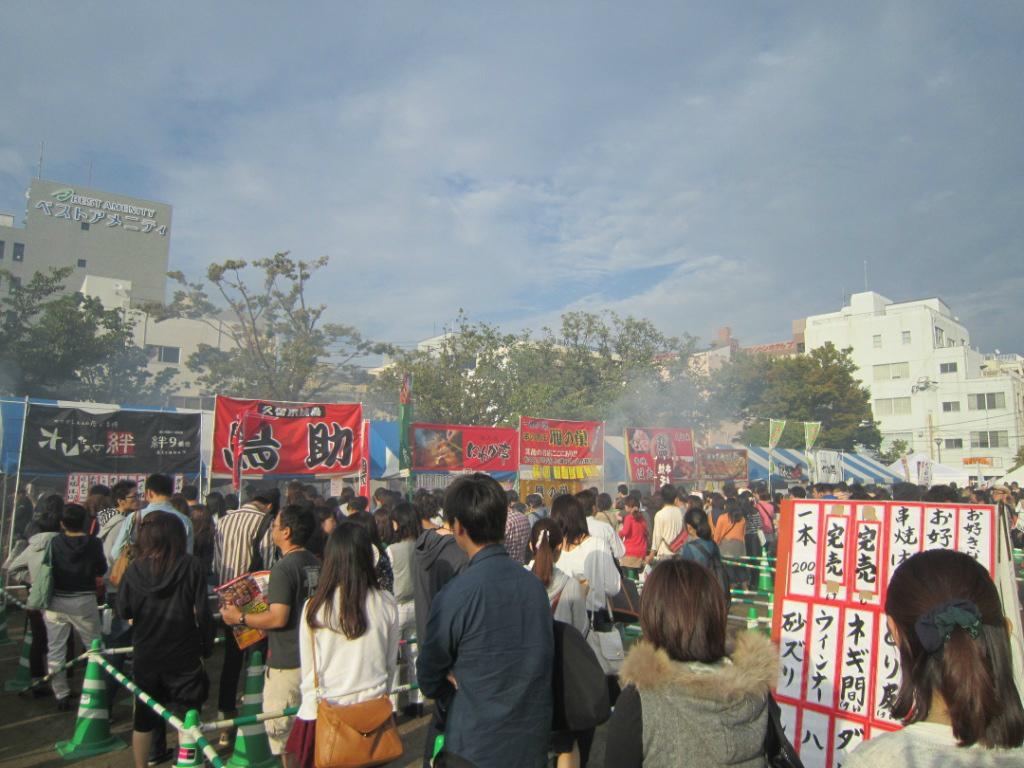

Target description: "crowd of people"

left=3, top=472, right=1024, bottom=767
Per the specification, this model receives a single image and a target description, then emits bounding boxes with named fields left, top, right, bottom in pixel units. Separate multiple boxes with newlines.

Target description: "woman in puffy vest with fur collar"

left=604, top=558, right=777, bottom=768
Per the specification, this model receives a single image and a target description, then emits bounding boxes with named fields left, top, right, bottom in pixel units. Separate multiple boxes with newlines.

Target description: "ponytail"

left=529, top=518, right=564, bottom=588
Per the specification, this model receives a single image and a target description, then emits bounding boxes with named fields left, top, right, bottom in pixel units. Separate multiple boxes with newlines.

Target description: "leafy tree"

left=0, top=267, right=176, bottom=404
left=370, top=310, right=710, bottom=430
left=1011, top=445, right=1024, bottom=472
left=148, top=253, right=390, bottom=401
left=877, top=439, right=911, bottom=465
left=711, top=343, right=881, bottom=450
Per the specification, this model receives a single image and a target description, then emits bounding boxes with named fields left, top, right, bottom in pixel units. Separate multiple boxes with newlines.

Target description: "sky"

left=1, top=2, right=1022, bottom=354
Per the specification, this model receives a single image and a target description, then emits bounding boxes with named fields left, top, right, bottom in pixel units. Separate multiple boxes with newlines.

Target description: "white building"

left=80, top=275, right=236, bottom=408
left=803, top=292, right=1024, bottom=483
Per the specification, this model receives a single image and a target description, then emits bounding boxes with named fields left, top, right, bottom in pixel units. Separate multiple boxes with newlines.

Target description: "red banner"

left=624, top=427, right=695, bottom=487
left=411, top=423, right=518, bottom=473
left=212, top=397, right=363, bottom=478
left=519, top=417, right=604, bottom=469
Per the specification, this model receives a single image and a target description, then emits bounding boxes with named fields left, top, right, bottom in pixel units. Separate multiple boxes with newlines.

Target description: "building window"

left=9, top=275, right=20, bottom=290
left=80, top=222, right=90, bottom=231
left=970, top=430, right=1008, bottom=449
left=934, top=326, right=946, bottom=347
left=12, top=243, right=24, bottom=262
left=77, top=259, right=87, bottom=268
left=882, top=432, right=913, bottom=450
left=872, top=334, right=882, bottom=349
left=146, top=345, right=181, bottom=364
left=874, top=397, right=912, bottom=416
left=939, top=362, right=958, bottom=374
left=968, top=392, right=1006, bottom=411
left=873, top=362, right=910, bottom=381
left=0, top=240, right=5, bottom=260
left=944, top=438, right=963, bottom=449
left=902, top=330, right=911, bottom=345
left=941, top=401, right=960, bottom=412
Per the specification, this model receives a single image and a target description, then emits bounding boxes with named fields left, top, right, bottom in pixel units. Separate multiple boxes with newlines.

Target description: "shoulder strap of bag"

left=550, top=585, right=566, bottom=615
left=248, top=512, right=275, bottom=572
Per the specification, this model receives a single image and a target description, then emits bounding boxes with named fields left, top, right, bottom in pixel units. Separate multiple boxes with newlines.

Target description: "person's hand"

left=446, top=672, right=459, bottom=690
left=221, top=603, right=242, bottom=625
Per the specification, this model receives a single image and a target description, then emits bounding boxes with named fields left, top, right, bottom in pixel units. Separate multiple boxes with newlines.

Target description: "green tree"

left=711, top=343, right=881, bottom=450
left=370, top=310, right=710, bottom=430
left=877, top=439, right=911, bottom=465
left=0, top=267, right=175, bottom=404
left=1011, top=445, right=1024, bottom=472
left=148, top=253, right=390, bottom=401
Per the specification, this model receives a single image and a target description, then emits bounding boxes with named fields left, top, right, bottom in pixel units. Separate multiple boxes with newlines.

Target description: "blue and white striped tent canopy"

left=746, top=446, right=901, bottom=485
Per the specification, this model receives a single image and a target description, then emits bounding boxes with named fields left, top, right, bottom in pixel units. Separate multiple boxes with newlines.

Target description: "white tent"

left=997, top=464, right=1024, bottom=485
left=887, top=453, right=972, bottom=486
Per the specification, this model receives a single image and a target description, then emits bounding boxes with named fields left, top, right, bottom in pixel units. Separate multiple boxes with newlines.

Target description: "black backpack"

left=551, top=620, right=611, bottom=732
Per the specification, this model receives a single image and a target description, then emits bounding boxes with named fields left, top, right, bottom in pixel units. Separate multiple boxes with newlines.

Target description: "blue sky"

left=1, top=3, right=1022, bottom=353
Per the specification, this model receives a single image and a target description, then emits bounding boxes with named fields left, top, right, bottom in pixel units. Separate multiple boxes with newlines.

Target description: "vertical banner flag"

left=358, top=419, right=371, bottom=498
left=398, top=374, right=413, bottom=474
left=768, top=419, right=787, bottom=449
left=212, top=397, right=363, bottom=479
left=624, top=428, right=696, bottom=488
left=804, top=422, right=822, bottom=483
left=772, top=498, right=1021, bottom=767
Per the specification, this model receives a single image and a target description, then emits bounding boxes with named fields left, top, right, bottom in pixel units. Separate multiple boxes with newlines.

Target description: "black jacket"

left=117, top=555, right=215, bottom=670
left=51, top=534, right=107, bottom=596
left=412, top=528, right=469, bottom=644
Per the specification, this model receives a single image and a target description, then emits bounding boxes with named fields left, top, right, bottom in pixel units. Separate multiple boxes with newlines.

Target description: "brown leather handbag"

left=311, top=628, right=404, bottom=768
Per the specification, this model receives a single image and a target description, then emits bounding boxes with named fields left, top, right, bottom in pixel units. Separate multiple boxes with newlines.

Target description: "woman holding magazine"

left=285, top=521, right=400, bottom=768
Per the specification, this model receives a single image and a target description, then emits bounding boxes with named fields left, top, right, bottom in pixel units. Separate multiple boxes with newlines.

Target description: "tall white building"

left=803, top=292, right=1024, bottom=482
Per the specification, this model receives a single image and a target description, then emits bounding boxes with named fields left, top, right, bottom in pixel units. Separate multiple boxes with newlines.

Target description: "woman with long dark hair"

left=285, top=523, right=399, bottom=768
left=117, top=511, right=215, bottom=768
left=846, top=550, right=1024, bottom=765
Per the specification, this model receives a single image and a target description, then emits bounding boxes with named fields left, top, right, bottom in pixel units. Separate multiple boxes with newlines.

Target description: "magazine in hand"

left=215, top=570, right=271, bottom=650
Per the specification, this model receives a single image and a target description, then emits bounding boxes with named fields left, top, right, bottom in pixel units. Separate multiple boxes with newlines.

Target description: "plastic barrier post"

left=746, top=606, right=759, bottom=632
left=175, top=710, right=203, bottom=767
left=55, top=639, right=127, bottom=760
left=227, top=651, right=278, bottom=768
left=757, top=563, right=773, bottom=595
left=4, top=629, right=34, bottom=692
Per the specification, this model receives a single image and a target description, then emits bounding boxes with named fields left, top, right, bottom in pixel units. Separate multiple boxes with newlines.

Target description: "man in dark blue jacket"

left=418, top=473, right=553, bottom=768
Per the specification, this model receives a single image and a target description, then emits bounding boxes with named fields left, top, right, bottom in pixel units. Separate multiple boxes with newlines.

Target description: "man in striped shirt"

left=213, top=491, right=278, bottom=737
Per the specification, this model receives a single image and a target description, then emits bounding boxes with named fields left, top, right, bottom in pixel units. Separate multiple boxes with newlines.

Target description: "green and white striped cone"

left=175, top=710, right=203, bottom=767
left=4, top=629, right=34, bottom=692
left=746, top=606, right=759, bottom=631
left=0, top=589, right=13, bottom=646
left=227, top=651, right=278, bottom=768
left=55, top=639, right=127, bottom=759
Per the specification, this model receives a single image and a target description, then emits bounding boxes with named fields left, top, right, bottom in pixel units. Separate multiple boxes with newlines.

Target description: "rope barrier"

left=90, top=650, right=225, bottom=768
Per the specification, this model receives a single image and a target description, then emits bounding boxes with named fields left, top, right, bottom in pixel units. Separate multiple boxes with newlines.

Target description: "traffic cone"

left=54, top=639, right=126, bottom=759
left=175, top=710, right=203, bottom=767
left=227, top=651, right=278, bottom=768
left=4, top=629, right=34, bottom=692
left=746, top=606, right=760, bottom=631
left=0, top=591, right=13, bottom=646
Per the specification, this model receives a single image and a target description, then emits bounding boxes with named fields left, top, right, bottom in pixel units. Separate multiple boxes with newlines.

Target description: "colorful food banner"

left=66, top=472, right=185, bottom=503
left=772, top=499, right=1020, bottom=767
left=21, top=404, right=200, bottom=475
left=624, top=427, right=695, bottom=487
left=212, top=396, right=363, bottom=479
left=412, top=423, right=518, bottom=473
left=696, top=448, right=748, bottom=483
left=519, top=416, right=604, bottom=480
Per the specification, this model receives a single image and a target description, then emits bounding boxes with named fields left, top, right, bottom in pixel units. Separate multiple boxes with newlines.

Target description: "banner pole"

left=6, top=397, right=29, bottom=559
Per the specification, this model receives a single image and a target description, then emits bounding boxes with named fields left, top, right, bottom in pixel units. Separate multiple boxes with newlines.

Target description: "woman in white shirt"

left=846, top=549, right=1024, bottom=767
left=285, top=521, right=399, bottom=768
left=385, top=501, right=423, bottom=714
